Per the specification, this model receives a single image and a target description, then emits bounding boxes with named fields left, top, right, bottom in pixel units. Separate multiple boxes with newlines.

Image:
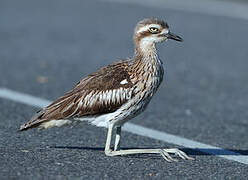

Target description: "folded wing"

left=20, top=60, right=134, bottom=130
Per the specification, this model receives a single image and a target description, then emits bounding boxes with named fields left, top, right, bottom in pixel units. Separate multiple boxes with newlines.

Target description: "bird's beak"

left=166, top=32, right=183, bottom=42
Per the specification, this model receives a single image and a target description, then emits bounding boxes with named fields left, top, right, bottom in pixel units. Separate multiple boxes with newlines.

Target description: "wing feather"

left=20, top=60, right=134, bottom=130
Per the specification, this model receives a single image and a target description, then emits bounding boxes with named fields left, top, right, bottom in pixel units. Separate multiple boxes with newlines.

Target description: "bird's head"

left=134, top=18, right=183, bottom=53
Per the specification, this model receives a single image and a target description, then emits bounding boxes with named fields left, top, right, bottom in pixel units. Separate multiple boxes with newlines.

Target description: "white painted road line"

left=0, top=87, right=247, bottom=164
left=103, top=0, right=248, bottom=21
left=0, top=88, right=50, bottom=108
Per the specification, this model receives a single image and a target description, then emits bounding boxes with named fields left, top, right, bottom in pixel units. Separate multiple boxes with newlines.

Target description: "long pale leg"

left=104, top=124, right=194, bottom=162
left=114, top=126, right=121, bottom=151
left=104, top=124, right=114, bottom=154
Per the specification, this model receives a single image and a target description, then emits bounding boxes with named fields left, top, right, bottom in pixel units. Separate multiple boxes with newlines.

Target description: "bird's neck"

left=134, top=40, right=157, bottom=60
left=132, top=40, right=163, bottom=79
left=131, top=39, right=164, bottom=95
left=134, top=40, right=160, bottom=68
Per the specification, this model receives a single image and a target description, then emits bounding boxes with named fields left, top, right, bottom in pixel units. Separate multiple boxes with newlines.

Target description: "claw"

left=163, top=148, right=194, bottom=161
left=177, top=150, right=194, bottom=160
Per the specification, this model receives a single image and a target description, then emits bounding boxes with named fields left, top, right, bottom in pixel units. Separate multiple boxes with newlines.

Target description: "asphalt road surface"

left=1, top=0, right=248, bottom=179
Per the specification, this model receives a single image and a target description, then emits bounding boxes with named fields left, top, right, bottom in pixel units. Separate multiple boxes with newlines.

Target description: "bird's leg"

left=104, top=125, right=194, bottom=162
left=114, top=126, right=121, bottom=151
left=104, top=124, right=114, bottom=154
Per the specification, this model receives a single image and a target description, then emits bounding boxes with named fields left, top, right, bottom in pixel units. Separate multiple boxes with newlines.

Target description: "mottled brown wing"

left=20, top=60, right=134, bottom=130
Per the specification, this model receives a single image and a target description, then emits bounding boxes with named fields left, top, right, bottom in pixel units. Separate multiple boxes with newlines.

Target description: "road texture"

left=0, top=0, right=248, bottom=179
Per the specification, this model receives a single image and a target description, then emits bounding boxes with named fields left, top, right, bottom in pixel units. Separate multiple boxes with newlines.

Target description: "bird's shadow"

left=49, top=146, right=248, bottom=156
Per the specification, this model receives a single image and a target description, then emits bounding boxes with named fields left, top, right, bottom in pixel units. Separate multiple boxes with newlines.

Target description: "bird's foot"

left=160, top=148, right=194, bottom=162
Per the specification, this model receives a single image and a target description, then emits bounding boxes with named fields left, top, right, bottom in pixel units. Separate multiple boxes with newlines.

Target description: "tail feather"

left=19, top=109, right=48, bottom=131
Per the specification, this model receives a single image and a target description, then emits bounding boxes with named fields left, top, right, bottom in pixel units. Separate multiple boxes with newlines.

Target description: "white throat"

left=137, top=38, right=157, bottom=57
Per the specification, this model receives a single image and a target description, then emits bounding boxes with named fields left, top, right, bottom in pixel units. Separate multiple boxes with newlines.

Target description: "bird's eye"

left=149, top=27, right=159, bottom=34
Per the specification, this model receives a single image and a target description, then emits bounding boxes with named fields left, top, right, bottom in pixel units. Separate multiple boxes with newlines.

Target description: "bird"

left=20, top=18, right=194, bottom=162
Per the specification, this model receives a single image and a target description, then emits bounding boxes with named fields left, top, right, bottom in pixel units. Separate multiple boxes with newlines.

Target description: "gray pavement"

left=0, top=0, right=248, bottom=179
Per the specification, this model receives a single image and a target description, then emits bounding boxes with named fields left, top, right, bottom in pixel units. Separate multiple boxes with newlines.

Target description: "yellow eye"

left=149, top=27, right=159, bottom=33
